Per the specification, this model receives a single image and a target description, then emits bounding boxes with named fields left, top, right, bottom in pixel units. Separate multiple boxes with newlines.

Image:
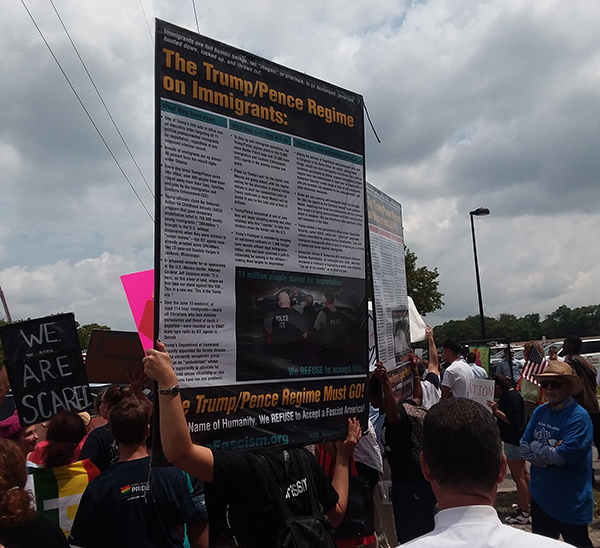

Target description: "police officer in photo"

left=271, top=291, right=308, bottom=353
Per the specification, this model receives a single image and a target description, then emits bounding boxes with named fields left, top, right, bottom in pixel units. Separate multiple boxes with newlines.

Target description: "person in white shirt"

left=440, top=340, right=473, bottom=399
left=466, top=352, right=488, bottom=379
left=403, top=398, right=567, bottom=547
left=547, top=345, right=564, bottom=362
left=417, top=327, right=442, bottom=409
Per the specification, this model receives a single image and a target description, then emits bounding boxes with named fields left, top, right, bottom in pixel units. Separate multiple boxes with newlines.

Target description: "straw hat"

left=41, top=411, right=92, bottom=428
left=534, top=360, right=583, bottom=395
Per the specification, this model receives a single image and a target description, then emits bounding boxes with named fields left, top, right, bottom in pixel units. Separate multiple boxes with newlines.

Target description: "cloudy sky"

left=1, top=0, right=599, bottom=334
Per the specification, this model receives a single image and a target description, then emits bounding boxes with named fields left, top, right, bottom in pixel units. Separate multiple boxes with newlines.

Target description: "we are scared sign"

left=0, top=314, right=92, bottom=425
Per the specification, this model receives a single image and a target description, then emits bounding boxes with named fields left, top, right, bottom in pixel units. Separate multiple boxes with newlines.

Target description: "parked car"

left=560, top=338, right=600, bottom=371
left=489, top=345, right=524, bottom=369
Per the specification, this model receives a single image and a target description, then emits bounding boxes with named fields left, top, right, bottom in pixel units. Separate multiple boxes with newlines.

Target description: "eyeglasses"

left=539, top=380, right=568, bottom=390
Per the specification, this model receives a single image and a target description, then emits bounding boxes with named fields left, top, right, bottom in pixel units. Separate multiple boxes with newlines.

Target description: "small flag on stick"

left=520, top=345, right=548, bottom=386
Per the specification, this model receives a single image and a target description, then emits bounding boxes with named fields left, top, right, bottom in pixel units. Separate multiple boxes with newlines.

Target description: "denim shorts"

left=504, top=442, right=522, bottom=460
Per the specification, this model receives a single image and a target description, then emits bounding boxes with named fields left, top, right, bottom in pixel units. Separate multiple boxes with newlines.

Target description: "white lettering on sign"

left=19, top=322, right=60, bottom=347
left=22, top=356, right=72, bottom=388
left=20, top=385, right=92, bottom=424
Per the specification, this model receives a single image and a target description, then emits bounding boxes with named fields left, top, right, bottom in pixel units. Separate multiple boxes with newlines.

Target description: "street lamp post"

left=469, top=207, right=490, bottom=340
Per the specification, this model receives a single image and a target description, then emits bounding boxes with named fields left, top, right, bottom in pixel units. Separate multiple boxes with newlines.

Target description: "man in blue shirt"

left=521, top=361, right=593, bottom=548
left=495, top=348, right=523, bottom=383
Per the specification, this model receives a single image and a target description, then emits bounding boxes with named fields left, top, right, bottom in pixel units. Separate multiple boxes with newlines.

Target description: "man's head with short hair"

left=563, top=335, right=582, bottom=355
left=324, top=292, right=335, bottom=306
left=110, top=399, right=150, bottom=447
left=422, top=399, right=503, bottom=498
left=441, top=339, right=461, bottom=362
left=466, top=352, right=477, bottom=364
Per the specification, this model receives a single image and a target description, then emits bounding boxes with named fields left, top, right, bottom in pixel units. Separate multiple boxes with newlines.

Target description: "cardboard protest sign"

left=156, top=20, right=368, bottom=448
left=84, top=330, right=145, bottom=384
left=467, top=378, right=495, bottom=413
left=0, top=314, right=92, bottom=425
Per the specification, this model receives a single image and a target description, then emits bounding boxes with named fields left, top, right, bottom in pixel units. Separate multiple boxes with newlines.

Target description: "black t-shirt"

left=497, top=389, right=526, bottom=446
left=78, top=424, right=119, bottom=472
left=382, top=403, right=424, bottom=483
left=212, top=447, right=338, bottom=548
left=0, top=512, right=69, bottom=548
left=69, top=456, right=197, bottom=548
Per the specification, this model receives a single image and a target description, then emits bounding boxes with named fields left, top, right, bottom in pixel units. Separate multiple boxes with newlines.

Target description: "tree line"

left=431, top=304, right=600, bottom=344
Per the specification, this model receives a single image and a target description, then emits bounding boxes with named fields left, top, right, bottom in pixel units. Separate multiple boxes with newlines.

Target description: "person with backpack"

left=563, top=336, right=600, bottom=456
left=143, top=341, right=362, bottom=548
left=373, top=360, right=436, bottom=544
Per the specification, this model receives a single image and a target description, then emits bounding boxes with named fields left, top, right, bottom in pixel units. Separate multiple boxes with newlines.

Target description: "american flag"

left=520, top=345, right=548, bottom=385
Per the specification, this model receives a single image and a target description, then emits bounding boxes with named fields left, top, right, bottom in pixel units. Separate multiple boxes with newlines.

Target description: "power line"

left=21, top=0, right=154, bottom=222
left=138, top=0, right=154, bottom=47
left=49, top=0, right=154, bottom=199
left=192, top=0, right=200, bottom=33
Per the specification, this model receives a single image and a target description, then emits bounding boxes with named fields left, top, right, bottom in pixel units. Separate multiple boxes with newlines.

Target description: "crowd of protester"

left=0, top=333, right=597, bottom=547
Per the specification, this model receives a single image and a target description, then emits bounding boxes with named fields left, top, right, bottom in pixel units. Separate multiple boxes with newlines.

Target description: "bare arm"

left=487, top=401, right=510, bottom=423
left=143, top=342, right=215, bottom=482
left=186, top=522, right=209, bottom=548
left=325, top=418, right=361, bottom=527
left=441, top=385, right=452, bottom=400
left=425, top=327, right=439, bottom=376
left=374, top=362, right=402, bottom=426
left=409, top=354, right=423, bottom=406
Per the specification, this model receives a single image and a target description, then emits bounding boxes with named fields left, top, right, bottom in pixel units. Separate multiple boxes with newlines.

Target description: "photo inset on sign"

left=392, top=308, right=411, bottom=366
left=235, top=267, right=367, bottom=381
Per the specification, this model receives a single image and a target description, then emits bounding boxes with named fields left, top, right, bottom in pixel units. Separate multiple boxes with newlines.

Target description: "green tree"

left=405, top=248, right=444, bottom=315
left=77, top=322, right=111, bottom=350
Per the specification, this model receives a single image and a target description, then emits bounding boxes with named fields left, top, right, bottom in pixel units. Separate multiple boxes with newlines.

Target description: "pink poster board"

left=120, top=269, right=154, bottom=351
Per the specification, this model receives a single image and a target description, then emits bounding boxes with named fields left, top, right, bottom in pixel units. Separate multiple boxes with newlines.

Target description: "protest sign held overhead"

left=0, top=313, right=92, bottom=425
left=155, top=20, right=368, bottom=448
left=366, top=183, right=411, bottom=401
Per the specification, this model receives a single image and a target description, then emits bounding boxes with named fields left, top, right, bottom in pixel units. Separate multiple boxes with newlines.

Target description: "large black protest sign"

left=0, top=314, right=92, bottom=425
left=156, top=20, right=368, bottom=448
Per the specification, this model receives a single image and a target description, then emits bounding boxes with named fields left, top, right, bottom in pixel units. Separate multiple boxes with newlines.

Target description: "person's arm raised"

left=373, top=362, right=402, bottom=426
left=409, top=354, right=423, bottom=406
left=325, top=418, right=361, bottom=527
left=425, top=327, right=439, bottom=376
left=126, top=369, right=153, bottom=411
left=143, top=342, right=215, bottom=482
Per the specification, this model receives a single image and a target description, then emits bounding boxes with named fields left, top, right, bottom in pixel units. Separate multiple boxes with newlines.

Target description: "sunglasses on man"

left=539, top=380, right=569, bottom=389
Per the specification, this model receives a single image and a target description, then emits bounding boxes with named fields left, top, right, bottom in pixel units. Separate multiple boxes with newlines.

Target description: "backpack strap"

left=298, top=448, right=325, bottom=518
left=259, top=449, right=325, bottom=520
left=258, top=453, right=293, bottom=520
left=567, top=356, right=596, bottom=387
